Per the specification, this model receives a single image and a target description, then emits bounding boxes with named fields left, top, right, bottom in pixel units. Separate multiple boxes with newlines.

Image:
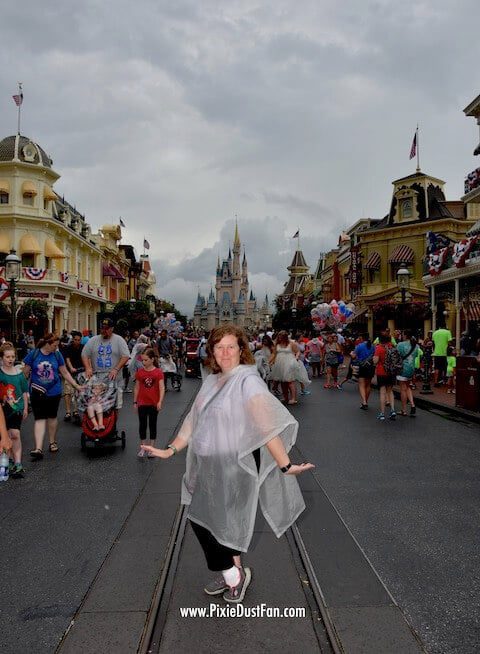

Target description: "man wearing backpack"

left=373, top=331, right=397, bottom=421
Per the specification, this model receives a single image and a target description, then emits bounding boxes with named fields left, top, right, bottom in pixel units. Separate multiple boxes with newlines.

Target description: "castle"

left=193, top=224, right=271, bottom=331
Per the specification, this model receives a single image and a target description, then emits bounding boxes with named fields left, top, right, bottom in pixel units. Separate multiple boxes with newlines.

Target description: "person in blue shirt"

left=23, top=333, right=83, bottom=460
left=351, top=333, right=375, bottom=410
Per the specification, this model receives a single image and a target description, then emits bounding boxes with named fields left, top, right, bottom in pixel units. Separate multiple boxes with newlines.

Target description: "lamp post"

left=291, top=306, right=297, bottom=336
left=5, top=249, right=21, bottom=350
left=396, top=264, right=411, bottom=331
left=5, top=250, right=22, bottom=351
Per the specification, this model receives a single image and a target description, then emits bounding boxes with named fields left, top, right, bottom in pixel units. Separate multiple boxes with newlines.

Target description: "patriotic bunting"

left=428, top=247, right=449, bottom=276
left=24, top=267, right=47, bottom=281
left=59, top=271, right=69, bottom=283
left=452, top=236, right=477, bottom=268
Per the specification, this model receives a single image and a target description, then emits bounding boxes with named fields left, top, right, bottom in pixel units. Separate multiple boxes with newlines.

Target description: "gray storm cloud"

left=1, top=0, right=477, bottom=314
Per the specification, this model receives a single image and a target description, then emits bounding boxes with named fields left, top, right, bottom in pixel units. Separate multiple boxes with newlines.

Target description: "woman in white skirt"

left=269, top=331, right=310, bottom=405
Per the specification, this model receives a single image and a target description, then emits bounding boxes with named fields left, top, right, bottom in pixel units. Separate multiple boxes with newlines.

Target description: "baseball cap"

left=100, top=318, right=114, bottom=328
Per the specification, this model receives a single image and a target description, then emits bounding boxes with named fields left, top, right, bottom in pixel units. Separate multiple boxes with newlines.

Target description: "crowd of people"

left=0, top=318, right=475, bottom=480
left=0, top=320, right=196, bottom=479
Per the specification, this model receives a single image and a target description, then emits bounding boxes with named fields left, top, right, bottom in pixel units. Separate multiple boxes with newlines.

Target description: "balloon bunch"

left=310, top=300, right=356, bottom=331
left=153, top=312, right=184, bottom=334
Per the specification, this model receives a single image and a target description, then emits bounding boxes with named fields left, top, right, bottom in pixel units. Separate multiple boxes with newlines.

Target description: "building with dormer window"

left=0, top=133, right=106, bottom=336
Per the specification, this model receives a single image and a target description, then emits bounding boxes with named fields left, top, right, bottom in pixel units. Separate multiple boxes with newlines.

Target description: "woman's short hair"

left=205, top=324, right=255, bottom=373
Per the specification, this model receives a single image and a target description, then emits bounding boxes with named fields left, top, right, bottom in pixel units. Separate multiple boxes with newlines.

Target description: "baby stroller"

left=76, top=373, right=126, bottom=452
left=159, top=356, right=182, bottom=391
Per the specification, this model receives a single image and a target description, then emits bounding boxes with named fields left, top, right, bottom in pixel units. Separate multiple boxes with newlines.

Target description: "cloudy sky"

left=1, top=0, right=479, bottom=314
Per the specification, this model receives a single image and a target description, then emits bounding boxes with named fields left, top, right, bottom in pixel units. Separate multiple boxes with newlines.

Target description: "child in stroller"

left=76, top=374, right=126, bottom=450
left=159, top=355, right=182, bottom=391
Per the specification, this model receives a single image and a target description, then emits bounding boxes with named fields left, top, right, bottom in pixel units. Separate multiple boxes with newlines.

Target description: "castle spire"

left=234, top=217, right=241, bottom=248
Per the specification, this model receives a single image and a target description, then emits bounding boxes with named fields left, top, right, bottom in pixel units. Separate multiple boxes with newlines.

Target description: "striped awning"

left=0, top=179, right=10, bottom=194
left=365, top=251, right=381, bottom=270
left=388, top=244, right=415, bottom=264
left=465, top=300, right=480, bottom=321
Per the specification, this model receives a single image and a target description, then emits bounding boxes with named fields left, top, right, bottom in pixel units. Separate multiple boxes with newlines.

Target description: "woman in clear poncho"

left=142, top=324, right=314, bottom=604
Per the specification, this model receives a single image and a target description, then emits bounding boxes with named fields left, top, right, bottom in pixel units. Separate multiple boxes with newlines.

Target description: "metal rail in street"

left=139, top=505, right=342, bottom=654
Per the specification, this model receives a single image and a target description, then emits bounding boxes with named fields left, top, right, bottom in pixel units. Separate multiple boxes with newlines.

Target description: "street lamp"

left=396, top=264, right=411, bottom=330
left=5, top=249, right=21, bottom=349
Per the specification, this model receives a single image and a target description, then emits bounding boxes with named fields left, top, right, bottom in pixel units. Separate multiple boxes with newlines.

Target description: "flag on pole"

left=292, top=230, right=299, bottom=239
left=12, top=92, right=23, bottom=107
left=143, top=238, right=150, bottom=250
left=409, top=132, right=417, bottom=160
left=119, top=217, right=125, bottom=227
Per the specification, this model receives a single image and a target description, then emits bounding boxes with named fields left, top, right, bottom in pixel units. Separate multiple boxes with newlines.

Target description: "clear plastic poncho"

left=178, top=364, right=305, bottom=552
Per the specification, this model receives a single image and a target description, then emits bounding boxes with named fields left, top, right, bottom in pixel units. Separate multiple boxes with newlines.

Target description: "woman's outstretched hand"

left=140, top=445, right=173, bottom=459
left=286, top=463, right=315, bottom=475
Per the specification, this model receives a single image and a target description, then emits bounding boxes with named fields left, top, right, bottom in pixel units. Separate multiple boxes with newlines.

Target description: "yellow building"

left=0, top=133, right=105, bottom=335
left=356, top=169, right=475, bottom=336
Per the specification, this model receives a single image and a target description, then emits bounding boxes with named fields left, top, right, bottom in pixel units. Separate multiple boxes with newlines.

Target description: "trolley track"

left=140, top=500, right=343, bottom=654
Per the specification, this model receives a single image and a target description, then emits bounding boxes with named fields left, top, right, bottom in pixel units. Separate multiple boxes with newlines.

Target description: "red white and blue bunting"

left=452, top=236, right=478, bottom=268
left=59, top=271, right=69, bottom=283
left=24, top=267, right=47, bottom=281
left=428, top=246, right=449, bottom=275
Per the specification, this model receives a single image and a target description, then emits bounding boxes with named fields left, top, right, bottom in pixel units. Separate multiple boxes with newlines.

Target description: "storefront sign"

left=19, top=291, right=49, bottom=299
left=349, top=246, right=362, bottom=290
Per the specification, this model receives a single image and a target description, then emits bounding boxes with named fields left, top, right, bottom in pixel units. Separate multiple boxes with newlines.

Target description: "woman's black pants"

left=190, top=448, right=261, bottom=572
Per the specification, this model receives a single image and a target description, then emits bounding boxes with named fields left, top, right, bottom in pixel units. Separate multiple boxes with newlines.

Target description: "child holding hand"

left=134, top=348, right=164, bottom=457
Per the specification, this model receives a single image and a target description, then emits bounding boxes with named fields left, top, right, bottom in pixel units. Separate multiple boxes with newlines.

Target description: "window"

left=368, top=269, right=380, bottom=284
left=401, top=198, right=413, bottom=220
left=21, top=254, right=35, bottom=267
left=0, top=192, right=8, bottom=204
left=23, top=193, right=34, bottom=206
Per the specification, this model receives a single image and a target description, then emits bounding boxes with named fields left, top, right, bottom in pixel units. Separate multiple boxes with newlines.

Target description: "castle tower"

left=232, top=222, right=241, bottom=303
left=194, top=291, right=205, bottom=328
left=236, top=290, right=246, bottom=327
left=207, top=287, right=216, bottom=330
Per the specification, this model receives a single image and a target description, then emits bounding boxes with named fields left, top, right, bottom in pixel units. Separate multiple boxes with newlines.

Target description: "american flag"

left=119, top=217, right=125, bottom=227
left=12, top=93, right=23, bottom=107
left=409, top=132, right=417, bottom=160
left=143, top=238, right=150, bottom=250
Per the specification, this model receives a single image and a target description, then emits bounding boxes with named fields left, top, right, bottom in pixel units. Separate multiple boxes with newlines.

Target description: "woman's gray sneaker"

left=204, top=575, right=229, bottom=596
left=223, top=567, right=252, bottom=603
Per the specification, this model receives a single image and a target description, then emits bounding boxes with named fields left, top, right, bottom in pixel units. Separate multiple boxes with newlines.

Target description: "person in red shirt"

left=373, top=332, right=396, bottom=421
left=134, top=348, right=165, bottom=457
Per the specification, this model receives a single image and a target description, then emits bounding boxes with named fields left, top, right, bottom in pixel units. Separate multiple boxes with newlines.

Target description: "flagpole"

left=17, top=82, right=22, bottom=134
left=297, top=228, right=300, bottom=250
left=416, top=124, right=420, bottom=172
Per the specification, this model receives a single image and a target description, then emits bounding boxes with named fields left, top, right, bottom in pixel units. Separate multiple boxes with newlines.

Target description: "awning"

left=45, top=239, right=66, bottom=259
left=21, top=181, right=37, bottom=196
left=0, top=179, right=9, bottom=194
left=43, top=185, right=57, bottom=202
left=18, top=233, right=41, bottom=254
left=102, top=262, right=117, bottom=277
left=467, top=219, right=480, bottom=237
left=364, top=251, right=381, bottom=270
left=388, top=244, right=414, bottom=264
left=0, top=233, right=11, bottom=253
left=110, top=263, right=126, bottom=281
left=465, top=300, right=480, bottom=322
